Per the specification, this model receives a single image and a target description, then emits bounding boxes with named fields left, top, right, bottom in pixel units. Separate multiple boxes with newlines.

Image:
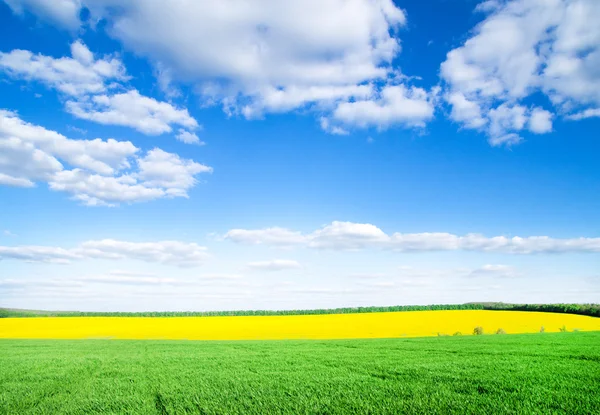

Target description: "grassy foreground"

left=1, top=333, right=599, bottom=414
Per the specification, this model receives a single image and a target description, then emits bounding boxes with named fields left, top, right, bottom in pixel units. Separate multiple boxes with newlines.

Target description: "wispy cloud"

left=225, top=221, right=600, bottom=254
left=246, top=259, right=302, bottom=272
left=0, top=239, right=210, bottom=266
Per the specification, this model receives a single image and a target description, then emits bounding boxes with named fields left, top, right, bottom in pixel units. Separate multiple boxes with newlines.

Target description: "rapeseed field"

left=1, top=310, right=598, bottom=340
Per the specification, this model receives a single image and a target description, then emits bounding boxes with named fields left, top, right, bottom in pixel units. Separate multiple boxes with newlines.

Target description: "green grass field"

left=1, top=332, right=599, bottom=414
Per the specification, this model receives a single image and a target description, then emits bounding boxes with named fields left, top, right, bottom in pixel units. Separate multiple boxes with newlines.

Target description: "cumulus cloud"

left=4, top=0, right=437, bottom=132
left=330, top=84, right=436, bottom=130
left=0, top=109, right=136, bottom=175
left=65, top=90, right=199, bottom=135
left=0, top=41, right=127, bottom=96
left=3, top=0, right=82, bottom=30
left=246, top=259, right=302, bottom=271
left=175, top=129, right=204, bottom=145
left=441, top=0, right=600, bottom=145
left=225, top=221, right=600, bottom=254
left=0, top=41, right=201, bottom=138
left=0, top=239, right=210, bottom=266
left=0, top=110, right=212, bottom=205
left=135, top=148, right=212, bottom=197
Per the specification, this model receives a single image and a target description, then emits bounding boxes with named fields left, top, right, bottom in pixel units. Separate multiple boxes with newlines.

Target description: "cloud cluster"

left=0, top=41, right=200, bottom=139
left=225, top=221, right=600, bottom=254
left=3, top=0, right=600, bottom=144
left=441, top=0, right=600, bottom=146
left=0, top=239, right=210, bottom=266
left=0, top=110, right=212, bottom=205
left=3, top=0, right=438, bottom=133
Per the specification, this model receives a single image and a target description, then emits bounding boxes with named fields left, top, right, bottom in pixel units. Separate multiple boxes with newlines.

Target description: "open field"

left=1, top=310, right=599, bottom=340
left=1, top=333, right=599, bottom=414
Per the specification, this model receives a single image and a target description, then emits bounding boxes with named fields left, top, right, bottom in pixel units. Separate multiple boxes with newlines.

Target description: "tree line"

left=1, top=303, right=598, bottom=318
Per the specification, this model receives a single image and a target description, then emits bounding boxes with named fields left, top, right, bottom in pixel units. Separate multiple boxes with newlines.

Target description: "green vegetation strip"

left=1, top=302, right=599, bottom=318
left=1, top=333, right=599, bottom=414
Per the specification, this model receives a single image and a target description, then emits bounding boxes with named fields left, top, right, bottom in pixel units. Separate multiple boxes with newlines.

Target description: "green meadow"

left=1, top=332, right=599, bottom=414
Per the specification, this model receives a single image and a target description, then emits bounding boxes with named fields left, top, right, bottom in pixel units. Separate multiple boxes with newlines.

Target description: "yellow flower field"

left=0, top=310, right=598, bottom=340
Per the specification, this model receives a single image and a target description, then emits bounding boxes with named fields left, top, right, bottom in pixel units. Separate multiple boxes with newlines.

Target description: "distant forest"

left=1, top=303, right=598, bottom=318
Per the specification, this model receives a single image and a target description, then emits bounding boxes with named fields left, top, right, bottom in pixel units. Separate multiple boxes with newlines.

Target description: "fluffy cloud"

left=3, top=0, right=82, bottom=30
left=441, top=0, right=600, bottom=145
left=0, top=110, right=212, bottom=205
left=135, top=148, right=212, bottom=196
left=175, top=130, right=204, bottom=145
left=0, top=239, right=209, bottom=266
left=0, top=41, right=201, bottom=138
left=528, top=108, right=553, bottom=133
left=4, top=0, right=437, bottom=132
left=65, top=90, right=199, bottom=135
left=225, top=221, right=600, bottom=254
left=0, top=41, right=126, bottom=96
left=1, top=109, right=137, bottom=175
left=330, top=85, right=436, bottom=130
left=246, top=259, right=302, bottom=271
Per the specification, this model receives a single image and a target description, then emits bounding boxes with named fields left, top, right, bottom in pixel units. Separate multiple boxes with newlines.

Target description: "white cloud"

left=469, top=264, right=518, bottom=278
left=0, top=109, right=137, bottom=175
left=0, top=173, right=35, bottom=187
left=0, top=110, right=212, bottom=205
left=0, top=138, right=62, bottom=185
left=3, top=0, right=82, bottom=30
left=331, top=85, right=435, bottom=130
left=247, top=259, right=301, bottom=271
left=0, top=41, right=127, bottom=96
left=441, top=0, right=600, bottom=145
left=566, top=108, right=600, bottom=120
left=135, top=149, right=212, bottom=196
left=446, top=92, right=487, bottom=129
left=487, top=104, right=528, bottom=138
left=488, top=133, right=523, bottom=147
left=225, top=221, right=600, bottom=254
left=319, top=117, right=349, bottom=136
left=65, top=90, right=199, bottom=135
left=528, top=108, right=553, bottom=133
left=175, top=129, right=204, bottom=145
left=225, top=227, right=306, bottom=247
left=4, top=0, right=435, bottom=132
left=308, top=221, right=390, bottom=250
left=0, top=41, right=201, bottom=138
left=0, top=239, right=210, bottom=266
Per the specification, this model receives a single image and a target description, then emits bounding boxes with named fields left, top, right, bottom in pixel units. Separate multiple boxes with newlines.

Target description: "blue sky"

left=0, top=0, right=599, bottom=311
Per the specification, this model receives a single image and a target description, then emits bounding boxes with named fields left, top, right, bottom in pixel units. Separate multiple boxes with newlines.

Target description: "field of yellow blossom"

left=1, top=310, right=598, bottom=340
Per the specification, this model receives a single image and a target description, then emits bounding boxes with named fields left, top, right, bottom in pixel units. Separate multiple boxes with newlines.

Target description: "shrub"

left=559, top=325, right=567, bottom=332
left=473, top=326, right=484, bottom=335
left=453, top=331, right=462, bottom=336
left=539, top=326, right=545, bottom=333
left=495, top=328, right=506, bottom=335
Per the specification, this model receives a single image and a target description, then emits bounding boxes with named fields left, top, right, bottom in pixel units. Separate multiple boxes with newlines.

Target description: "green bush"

left=495, top=328, right=506, bottom=335
left=473, top=326, right=484, bottom=335
left=453, top=331, right=462, bottom=336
